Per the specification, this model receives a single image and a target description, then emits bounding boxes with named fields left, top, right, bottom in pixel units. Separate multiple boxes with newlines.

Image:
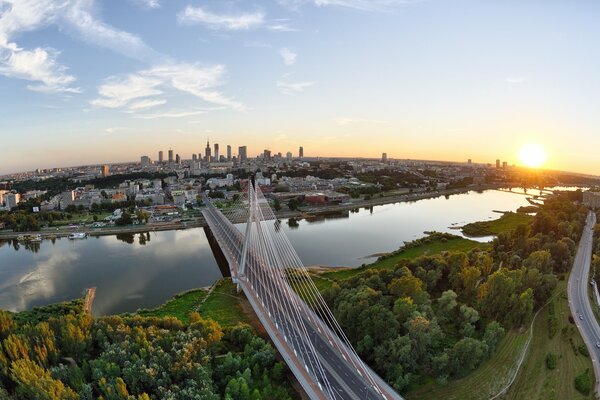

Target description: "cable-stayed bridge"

left=202, top=181, right=403, bottom=400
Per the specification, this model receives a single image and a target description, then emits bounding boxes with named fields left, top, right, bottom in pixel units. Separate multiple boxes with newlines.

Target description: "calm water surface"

left=0, top=188, right=571, bottom=315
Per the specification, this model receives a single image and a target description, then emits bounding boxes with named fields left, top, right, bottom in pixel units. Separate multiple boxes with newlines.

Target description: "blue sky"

left=1, top=0, right=600, bottom=175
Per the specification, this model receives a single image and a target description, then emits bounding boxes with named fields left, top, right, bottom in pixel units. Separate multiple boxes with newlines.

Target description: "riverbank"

left=0, top=183, right=500, bottom=240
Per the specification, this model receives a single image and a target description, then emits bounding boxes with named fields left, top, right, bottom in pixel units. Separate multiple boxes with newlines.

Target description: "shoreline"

left=0, top=184, right=500, bottom=240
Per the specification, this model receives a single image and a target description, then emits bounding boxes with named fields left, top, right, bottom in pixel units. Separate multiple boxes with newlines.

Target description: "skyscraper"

left=263, top=149, right=271, bottom=159
left=299, top=146, right=304, bottom=158
left=496, top=159, right=501, bottom=169
left=168, top=149, right=174, bottom=163
left=286, top=151, right=292, bottom=161
left=192, top=154, right=197, bottom=162
left=381, top=153, right=387, bottom=163
left=238, top=146, right=247, bottom=161
left=227, top=145, right=232, bottom=161
left=158, top=151, right=164, bottom=164
left=176, top=154, right=181, bottom=164
left=214, top=143, right=219, bottom=161
left=205, top=140, right=212, bottom=162
left=101, top=164, right=109, bottom=177
left=141, top=156, right=151, bottom=167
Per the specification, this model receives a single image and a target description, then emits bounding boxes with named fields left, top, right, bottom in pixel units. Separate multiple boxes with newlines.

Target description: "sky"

left=1, top=0, right=600, bottom=175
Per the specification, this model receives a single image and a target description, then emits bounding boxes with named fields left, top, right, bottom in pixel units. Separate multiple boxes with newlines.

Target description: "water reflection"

left=0, top=188, right=568, bottom=315
left=0, top=230, right=221, bottom=315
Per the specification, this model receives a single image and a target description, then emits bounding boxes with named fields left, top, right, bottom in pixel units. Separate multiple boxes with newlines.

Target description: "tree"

left=10, top=358, right=78, bottom=400
left=483, top=321, right=505, bottom=354
left=135, top=210, right=150, bottom=224
left=273, top=198, right=281, bottom=212
left=523, top=250, right=553, bottom=273
left=448, top=337, right=488, bottom=376
left=575, top=369, right=593, bottom=395
left=115, top=212, right=132, bottom=226
left=546, top=353, right=557, bottom=370
left=64, top=205, right=77, bottom=213
left=287, top=198, right=299, bottom=211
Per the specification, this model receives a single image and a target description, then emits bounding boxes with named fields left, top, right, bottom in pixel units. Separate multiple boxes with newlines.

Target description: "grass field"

left=198, top=278, right=250, bottom=327
left=461, top=212, right=532, bottom=237
left=137, top=289, right=208, bottom=323
left=405, top=331, right=528, bottom=400
left=405, top=280, right=593, bottom=400
left=505, top=281, right=594, bottom=400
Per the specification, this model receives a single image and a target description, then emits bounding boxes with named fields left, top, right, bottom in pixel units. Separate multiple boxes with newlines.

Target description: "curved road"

left=568, top=210, right=600, bottom=398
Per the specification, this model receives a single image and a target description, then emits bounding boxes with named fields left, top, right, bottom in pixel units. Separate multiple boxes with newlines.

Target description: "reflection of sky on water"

left=0, top=230, right=222, bottom=315
left=281, top=189, right=531, bottom=267
left=0, top=188, right=562, bottom=313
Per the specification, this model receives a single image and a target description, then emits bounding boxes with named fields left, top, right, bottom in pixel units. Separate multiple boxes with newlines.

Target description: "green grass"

left=137, top=289, right=208, bottom=324
left=504, top=281, right=593, bottom=400
left=198, top=278, right=250, bottom=327
left=318, top=235, right=486, bottom=284
left=461, top=212, right=532, bottom=237
left=405, top=330, right=529, bottom=400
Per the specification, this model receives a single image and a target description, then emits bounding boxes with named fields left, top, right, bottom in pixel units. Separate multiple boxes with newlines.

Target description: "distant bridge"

left=202, top=181, right=403, bottom=400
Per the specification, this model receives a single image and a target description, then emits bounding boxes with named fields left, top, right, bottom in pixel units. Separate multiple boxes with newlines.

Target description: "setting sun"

left=519, top=144, right=547, bottom=168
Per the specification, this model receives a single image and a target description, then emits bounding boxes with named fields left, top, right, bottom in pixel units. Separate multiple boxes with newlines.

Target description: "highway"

left=203, top=199, right=402, bottom=400
left=568, top=210, right=600, bottom=397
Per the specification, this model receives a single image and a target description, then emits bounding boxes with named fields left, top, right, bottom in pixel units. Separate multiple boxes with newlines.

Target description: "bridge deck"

left=202, top=199, right=403, bottom=400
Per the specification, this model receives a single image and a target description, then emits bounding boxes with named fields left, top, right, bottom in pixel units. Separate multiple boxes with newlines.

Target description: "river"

left=0, top=187, right=579, bottom=316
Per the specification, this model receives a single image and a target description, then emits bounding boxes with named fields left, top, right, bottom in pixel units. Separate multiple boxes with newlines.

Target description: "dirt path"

left=84, top=287, right=96, bottom=316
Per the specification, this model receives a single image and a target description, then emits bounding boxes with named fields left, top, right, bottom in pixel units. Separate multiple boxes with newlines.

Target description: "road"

left=203, top=202, right=401, bottom=399
left=568, top=210, right=600, bottom=398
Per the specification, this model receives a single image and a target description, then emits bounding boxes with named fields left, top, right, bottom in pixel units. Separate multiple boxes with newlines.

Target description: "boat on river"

left=68, top=232, right=88, bottom=240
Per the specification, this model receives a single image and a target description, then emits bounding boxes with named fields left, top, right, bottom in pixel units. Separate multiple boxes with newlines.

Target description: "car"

left=596, top=342, right=600, bottom=349
left=580, top=314, right=584, bottom=320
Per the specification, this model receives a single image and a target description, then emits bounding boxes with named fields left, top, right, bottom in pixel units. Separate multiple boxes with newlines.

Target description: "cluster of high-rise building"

left=141, top=141, right=304, bottom=168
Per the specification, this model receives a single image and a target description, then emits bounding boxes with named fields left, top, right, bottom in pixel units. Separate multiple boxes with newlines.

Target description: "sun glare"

left=519, top=144, right=547, bottom=168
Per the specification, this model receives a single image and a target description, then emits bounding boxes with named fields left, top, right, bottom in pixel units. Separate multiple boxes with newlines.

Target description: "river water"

left=0, top=187, right=577, bottom=316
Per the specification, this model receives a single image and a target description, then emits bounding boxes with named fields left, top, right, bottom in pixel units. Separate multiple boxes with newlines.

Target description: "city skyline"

left=3, top=1, right=600, bottom=175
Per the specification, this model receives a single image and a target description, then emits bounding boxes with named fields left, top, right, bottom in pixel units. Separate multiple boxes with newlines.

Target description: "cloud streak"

left=91, top=63, right=245, bottom=115
left=277, top=79, right=314, bottom=95
left=280, top=48, right=297, bottom=66
left=0, top=0, right=162, bottom=93
left=279, top=0, right=419, bottom=11
left=177, top=6, right=265, bottom=31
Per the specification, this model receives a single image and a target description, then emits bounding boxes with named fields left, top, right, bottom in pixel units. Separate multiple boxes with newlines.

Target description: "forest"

left=0, top=301, right=293, bottom=399
left=321, top=193, right=587, bottom=391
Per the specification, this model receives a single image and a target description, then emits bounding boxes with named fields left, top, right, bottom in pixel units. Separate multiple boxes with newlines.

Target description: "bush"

left=545, top=353, right=557, bottom=370
left=574, top=369, right=592, bottom=395
left=578, top=344, right=589, bottom=357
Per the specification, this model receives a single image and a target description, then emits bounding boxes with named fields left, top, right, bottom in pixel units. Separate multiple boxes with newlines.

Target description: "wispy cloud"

left=134, top=109, right=210, bottom=119
left=0, top=0, right=161, bottom=93
left=0, top=47, right=80, bottom=94
left=268, top=20, right=297, bottom=32
left=279, top=0, right=420, bottom=12
left=277, top=78, right=314, bottom=95
left=177, top=5, right=295, bottom=32
left=280, top=48, right=297, bottom=66
left=91, top=63, right=245, bottom=114
left=335, top=117, right=389, bottom=125
left=129, top=0, right=160, bottom=9
left=177, top=6, right=265, bottom=30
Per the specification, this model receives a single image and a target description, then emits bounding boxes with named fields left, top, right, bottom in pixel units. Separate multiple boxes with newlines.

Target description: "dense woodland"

left=322, top=192, right=587, bottom=391
left=0, top=302, right=293, bottom=399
